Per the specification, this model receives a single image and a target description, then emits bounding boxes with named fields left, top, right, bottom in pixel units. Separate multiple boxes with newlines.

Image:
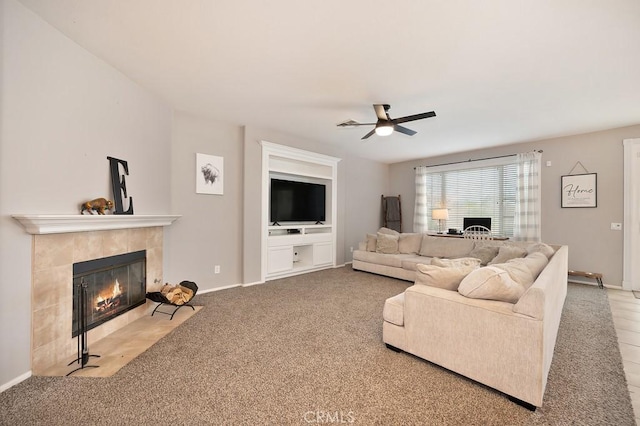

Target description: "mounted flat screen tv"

left=463, top=217, right=491, bottom=231
left=270, top=179, right=326, bottom=224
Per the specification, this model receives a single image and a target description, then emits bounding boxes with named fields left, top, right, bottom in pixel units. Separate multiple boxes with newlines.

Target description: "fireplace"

left=72, top=250, right=147, bottom=337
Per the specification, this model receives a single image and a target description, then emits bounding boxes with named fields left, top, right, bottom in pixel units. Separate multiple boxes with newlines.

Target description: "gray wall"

left=390, top=124, right=640, bottom=287
left=344, top=156, right=390, bottom=261
left=1, top=0, right=172, bottom=387
left=166, top=112, right=244, bottom=288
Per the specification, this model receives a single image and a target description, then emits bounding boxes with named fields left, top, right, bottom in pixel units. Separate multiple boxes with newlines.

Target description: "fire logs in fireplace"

left=72, top=250, right=146, bottom=337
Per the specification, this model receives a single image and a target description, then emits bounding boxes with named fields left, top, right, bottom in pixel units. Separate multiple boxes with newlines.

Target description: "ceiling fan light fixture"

left=375, top=123, right=394, bottom=137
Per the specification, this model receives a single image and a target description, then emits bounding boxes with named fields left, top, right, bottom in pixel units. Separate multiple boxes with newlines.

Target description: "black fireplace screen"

left=72, top=250, right=146, bottom=337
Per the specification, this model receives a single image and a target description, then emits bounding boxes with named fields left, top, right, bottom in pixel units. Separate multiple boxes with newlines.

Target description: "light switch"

left=546, top=161, right=552, bottom=167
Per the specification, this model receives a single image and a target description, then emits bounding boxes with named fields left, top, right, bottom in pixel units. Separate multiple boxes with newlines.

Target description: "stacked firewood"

left=160, top=283, right=194, bottom=305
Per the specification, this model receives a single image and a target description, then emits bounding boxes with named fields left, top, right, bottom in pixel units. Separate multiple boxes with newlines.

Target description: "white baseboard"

left=1, top=371, right=31, bottom=393
left=242, top=280, right=266, bottom=287
left=568, top=278, right=623, bottom=290
left=197, top=283, right=243, bottom=295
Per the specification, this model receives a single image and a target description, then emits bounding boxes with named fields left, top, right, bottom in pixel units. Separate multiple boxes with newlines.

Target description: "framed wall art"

left=196, top=153, right=224, bottom=195
left=561, top=173, right=596, bottom=208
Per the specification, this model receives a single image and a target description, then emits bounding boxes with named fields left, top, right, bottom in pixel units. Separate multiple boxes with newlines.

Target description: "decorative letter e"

left=107, top=156, right=134, bottom=215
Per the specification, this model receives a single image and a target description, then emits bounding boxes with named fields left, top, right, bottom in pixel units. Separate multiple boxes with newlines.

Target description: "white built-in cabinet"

left=261, top=142, right=340, bottom=281
left=623, top=138, right=640, bottom=290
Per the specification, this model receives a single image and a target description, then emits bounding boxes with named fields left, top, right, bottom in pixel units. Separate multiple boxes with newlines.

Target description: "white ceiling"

left=18, top=0, right=640, bottom=163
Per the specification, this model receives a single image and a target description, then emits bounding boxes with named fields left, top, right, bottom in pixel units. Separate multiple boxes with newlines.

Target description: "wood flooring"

left=607, top=286, right=640, bottom=424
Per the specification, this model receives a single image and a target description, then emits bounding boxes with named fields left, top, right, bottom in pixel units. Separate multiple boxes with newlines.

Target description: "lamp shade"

left=432, top=208, right=449, bottom=220
left=375, top=123, right=394, bottom=136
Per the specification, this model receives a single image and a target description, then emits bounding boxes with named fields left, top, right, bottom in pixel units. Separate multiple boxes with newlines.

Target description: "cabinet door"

left=313, top=242, right=333, bottom=266
left=268, top=246, right=293, bottom=274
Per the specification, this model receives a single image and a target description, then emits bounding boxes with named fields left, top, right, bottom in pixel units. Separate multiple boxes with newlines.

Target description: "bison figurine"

left=81, top=198, right=114, bottom=215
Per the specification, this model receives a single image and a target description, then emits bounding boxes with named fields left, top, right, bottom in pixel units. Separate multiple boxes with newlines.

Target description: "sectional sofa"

left=352, top=228, right=569, bottom=408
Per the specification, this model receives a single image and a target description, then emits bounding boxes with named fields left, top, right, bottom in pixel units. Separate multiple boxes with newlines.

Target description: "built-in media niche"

left=270, top=178, right=326, bottom=225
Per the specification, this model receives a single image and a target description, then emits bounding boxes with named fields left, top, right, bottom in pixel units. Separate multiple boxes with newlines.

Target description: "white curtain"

left=514, top=151, right=542, bottom=241
left=413, top=166, right=429, bottom=233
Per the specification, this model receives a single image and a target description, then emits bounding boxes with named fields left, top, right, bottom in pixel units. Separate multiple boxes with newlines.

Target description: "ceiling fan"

left=337, top=104, right=436, bottom=140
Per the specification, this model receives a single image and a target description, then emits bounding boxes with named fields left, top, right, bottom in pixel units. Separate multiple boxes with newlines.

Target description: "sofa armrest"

left=403, top=284, right=546, bottom=406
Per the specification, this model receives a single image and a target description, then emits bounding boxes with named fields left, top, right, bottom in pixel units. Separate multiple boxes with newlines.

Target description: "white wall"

left=389, top=124, right=640, bottom=287
left=0, top=0, right=172, bottom=388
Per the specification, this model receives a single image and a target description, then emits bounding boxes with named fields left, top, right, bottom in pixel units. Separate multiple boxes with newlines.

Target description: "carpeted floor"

left=0, top=267, right=635, bottom=425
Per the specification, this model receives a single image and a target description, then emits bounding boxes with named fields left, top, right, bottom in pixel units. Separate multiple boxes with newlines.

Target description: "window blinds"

left=425, top=162, right=517, bottom=236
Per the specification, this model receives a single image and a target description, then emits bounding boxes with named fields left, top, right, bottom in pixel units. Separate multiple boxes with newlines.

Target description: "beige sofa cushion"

left=401, top=256, right=432, bottom=271
left=518, top=252, right=549, bottom=279
left=431, top=257, right=481, bottom=268
left=376, top=232, right=399, bottom=254
left=458, top=266, right=526, bottom=303
left=378, top=227, right=400, bottom=236
left=365, top=233, right=377, bottom=252
left=399, top=233, right=423, bottom=254
left=415, top=263, right=477, bottom=291
left=491, top=261, right=535, bottom=289
left=353, top=250, right=407, bottom=268
left=468, top=245, right=500, bottom=266
left=419, top=235, right=475, bottom=259
left=488, top=245, right=527, bottom=265
left=527, top=242, right=556, bottom=259
left=383, top=293, right=405, bottom=326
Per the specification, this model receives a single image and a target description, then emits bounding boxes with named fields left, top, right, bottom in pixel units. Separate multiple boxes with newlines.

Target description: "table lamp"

left=432, top=208, right=449, bottom=234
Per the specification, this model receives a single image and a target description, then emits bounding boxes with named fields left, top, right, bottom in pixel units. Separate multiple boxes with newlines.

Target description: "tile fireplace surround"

left=13, top=215, right=180, bottom=375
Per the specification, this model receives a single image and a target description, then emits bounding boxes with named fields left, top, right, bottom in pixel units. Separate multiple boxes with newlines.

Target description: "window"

left=417, top=157, right=518, bottom=237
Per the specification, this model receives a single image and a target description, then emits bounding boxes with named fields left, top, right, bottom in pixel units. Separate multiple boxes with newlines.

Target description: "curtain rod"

left=414, top=150, right=543, bottom=169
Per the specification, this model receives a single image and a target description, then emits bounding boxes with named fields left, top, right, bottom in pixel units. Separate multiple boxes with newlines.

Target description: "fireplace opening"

left=72, top=250, right=146, bottom=337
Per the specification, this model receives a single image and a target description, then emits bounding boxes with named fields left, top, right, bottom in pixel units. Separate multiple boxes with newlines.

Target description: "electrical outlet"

left=611, top=223, right=622, bottom=231
left=214, top=265, right=220, bottom=274
left=350, top=246, right=354, bottom=253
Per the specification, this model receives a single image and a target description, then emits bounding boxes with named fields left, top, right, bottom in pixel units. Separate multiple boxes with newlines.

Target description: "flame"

left=112, top=279, right=122, bottom=298
left=94, top=278, right=124, bottom=312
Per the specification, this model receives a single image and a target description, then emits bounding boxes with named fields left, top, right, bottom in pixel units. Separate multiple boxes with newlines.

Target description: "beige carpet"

left=0, top=267, right=634, bottom=425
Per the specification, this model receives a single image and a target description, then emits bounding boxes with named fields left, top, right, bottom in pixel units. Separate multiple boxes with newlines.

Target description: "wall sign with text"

left=561, top=173, right=597, bottom=208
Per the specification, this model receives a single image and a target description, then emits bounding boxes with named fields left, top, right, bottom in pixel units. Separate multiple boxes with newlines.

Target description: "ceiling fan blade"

left=392, top=111, right=436, bottom=124
left=373, top=104, right=390, bottom=121
left=361, top=129, right=376, bottom=140
left=394, top=125, right=417, bottom=136
left=337, top=119, right=376, bottom=127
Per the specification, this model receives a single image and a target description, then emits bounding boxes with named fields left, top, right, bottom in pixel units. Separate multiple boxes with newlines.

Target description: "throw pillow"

left=398, top=233, right=423, bottom=254
left=491, top=261, right=535, bottom=289
left=458, top=266, right=526, bottom=303
left=378, top=227, right=400, bottom=236
left=518, top=252, right=549, bottom=280
left=431, top=257, right=482, bottom=268
left=419, top=235, right=475, bottom=258
left=365, top=233, right=377, bottom=252
left=468, top=246, right=500, bottom=266
left=488, top=245, right=527, bottom=265
left=376, top=232, right=399, bottom=254
left=415, top=263, right=477, bottom=291
left=526, top=242, right=556, bottom=259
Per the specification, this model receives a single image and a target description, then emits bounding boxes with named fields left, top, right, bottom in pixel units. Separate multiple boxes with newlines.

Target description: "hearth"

left=72, top=250, right=146, bottom=337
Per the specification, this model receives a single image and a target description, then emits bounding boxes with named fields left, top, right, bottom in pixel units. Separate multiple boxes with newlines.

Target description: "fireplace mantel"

left=12, top=214, right=181, bottom=235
